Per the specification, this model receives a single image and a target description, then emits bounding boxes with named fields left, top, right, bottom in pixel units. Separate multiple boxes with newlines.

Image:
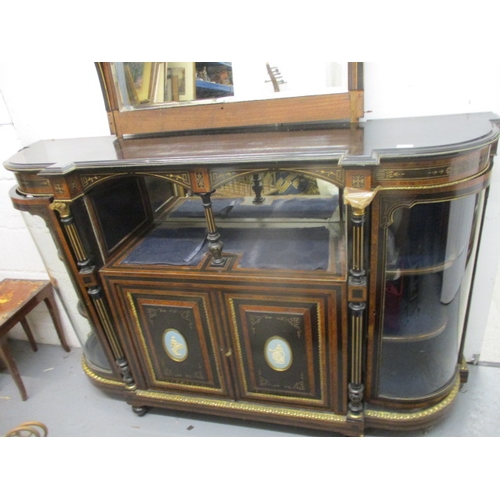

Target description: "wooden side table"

left=0, top=279, right=70, bottom=400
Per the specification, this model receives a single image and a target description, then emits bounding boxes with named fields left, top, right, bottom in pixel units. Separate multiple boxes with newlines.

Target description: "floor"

left=1, top=339, right=500, bottom=437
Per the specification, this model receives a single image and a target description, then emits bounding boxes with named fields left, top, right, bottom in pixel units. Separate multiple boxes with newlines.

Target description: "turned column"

left=190, top=169, right=227, bottom=267
left=344, top=182, right=379, bottom=422
left=252, top=173, right=265, bottom=204
left=49, top=199, right=136, bottom=390
left=197, top=191, right=226, bottom=266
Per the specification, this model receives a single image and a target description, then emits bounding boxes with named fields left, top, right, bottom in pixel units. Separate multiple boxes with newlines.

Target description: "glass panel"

left=111, top=62, right=348, bottom=110
left=20, top=212, right=112, bottom=372
left=379, top=193, right=483, bottom=399
left=124, top=174, right=345, bottom=276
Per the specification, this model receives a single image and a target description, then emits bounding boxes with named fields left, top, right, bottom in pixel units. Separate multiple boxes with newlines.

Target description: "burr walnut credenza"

left=4, top=110, right=499, bottom=436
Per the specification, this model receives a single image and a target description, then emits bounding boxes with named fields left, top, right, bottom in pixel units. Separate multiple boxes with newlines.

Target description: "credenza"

left=4, top=112, right=499, bottom=435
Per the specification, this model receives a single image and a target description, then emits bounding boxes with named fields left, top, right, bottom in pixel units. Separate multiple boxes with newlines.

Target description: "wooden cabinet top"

left=5, top=113, right=499, bottom=173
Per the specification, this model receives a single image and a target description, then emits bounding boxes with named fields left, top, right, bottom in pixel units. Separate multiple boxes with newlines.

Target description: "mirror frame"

left=96, top=62, right=363, bottom=137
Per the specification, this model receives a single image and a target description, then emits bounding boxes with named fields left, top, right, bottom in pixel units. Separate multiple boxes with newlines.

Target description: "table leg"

left=43, top=290, right=70, bottom=352
left=0, top=339, right=28, bottom=401
left=20, top=317, right=38, bottom=352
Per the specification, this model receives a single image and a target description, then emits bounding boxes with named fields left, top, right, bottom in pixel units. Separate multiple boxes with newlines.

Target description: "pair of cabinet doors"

left=102, top=275, right=348, bottom=415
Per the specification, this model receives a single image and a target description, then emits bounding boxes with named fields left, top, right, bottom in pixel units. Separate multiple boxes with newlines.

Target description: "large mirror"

left=97, top=62, right=363, bottom=136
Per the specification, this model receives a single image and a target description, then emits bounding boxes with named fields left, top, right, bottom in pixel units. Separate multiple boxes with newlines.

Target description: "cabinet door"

left=111, top=282, right=231, bottom=397
left=225, top=288, right=346, bottom=413
left=374, top=191, right=485, bottom=401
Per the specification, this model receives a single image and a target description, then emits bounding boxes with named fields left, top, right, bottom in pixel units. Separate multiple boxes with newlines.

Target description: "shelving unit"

left=195, top=62, right=233, bottom=99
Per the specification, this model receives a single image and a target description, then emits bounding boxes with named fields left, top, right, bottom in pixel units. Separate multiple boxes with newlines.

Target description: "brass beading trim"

left=365, top=374, right=461, bottom=423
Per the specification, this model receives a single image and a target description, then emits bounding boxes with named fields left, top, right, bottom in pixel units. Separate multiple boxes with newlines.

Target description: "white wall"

left=0, top=62, right=109, bottom=145
left=363, top=62, right=500, bottom=119
left=0, top=62, right=109, bottom=347
left=1, top=62, right=499, bottom=361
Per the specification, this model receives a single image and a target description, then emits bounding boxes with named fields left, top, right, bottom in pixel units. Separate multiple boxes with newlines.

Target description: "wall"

left=1, top=62, right=499, bottom=361
left=0, top=62, right=109, bottom=347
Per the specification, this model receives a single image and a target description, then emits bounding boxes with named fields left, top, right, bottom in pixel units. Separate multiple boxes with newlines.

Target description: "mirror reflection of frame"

left=97, top=62, right=363, bottom=137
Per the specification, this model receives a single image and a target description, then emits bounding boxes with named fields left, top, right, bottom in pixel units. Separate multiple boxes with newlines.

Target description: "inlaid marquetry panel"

left=375, top=147, right=492, bottom=188
left=124, top=289, right=227, bottom=396
left=15, top=172, right=52, bottom=196
left=226, top=291, right=342, bottom=410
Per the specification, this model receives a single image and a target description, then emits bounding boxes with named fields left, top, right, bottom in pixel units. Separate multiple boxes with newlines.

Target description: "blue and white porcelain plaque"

left=264, top=336, right=292, bottom=371
left=163, top=329, right=188, bottom=362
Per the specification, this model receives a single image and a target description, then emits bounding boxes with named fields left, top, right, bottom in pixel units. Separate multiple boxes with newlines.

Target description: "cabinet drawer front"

left=124, top=289, right=228, bottom=396
left=226, top=292, right=343, bottom=410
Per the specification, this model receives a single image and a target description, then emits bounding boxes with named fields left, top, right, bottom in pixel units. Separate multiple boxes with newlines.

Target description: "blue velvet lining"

left=169, top=196, right=338, bottom=220
left=123, top=226, right=331, bottom=270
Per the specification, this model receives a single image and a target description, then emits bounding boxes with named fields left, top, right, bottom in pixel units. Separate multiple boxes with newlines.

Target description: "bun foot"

left=132, top=405, right=149, bottom=416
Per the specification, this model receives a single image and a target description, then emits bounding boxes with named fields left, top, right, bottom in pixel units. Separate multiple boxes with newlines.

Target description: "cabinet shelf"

left=386, top=255, right=467, bottom=277
left=386, top=195, right=477, bottom=277
left=196, top=80, right=233, bottom=98
left=163, top=195, right=340, bottom=221
left=119, top=222, right=344, bottom=273
left=380, top=275, right=461, bottom=398
left=383, top=273, right=449, bottom=342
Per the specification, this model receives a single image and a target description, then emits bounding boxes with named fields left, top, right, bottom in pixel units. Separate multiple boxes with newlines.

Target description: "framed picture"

left=165, top=62, right=195, bottom=102
left=123, top=62, right=166, bottom=105
left=124, top=62, right=149, bottom=104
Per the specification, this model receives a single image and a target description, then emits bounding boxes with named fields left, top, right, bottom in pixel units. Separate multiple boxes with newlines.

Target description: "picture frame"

left=165, top=62, right=195, bottom=102
left=124, top=62, right=150, bottom=104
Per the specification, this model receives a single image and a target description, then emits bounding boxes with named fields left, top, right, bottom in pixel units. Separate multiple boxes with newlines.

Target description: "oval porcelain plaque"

left=163, top=329, right=188, bottom=362
left=264, top=336, right=292, bottom=371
